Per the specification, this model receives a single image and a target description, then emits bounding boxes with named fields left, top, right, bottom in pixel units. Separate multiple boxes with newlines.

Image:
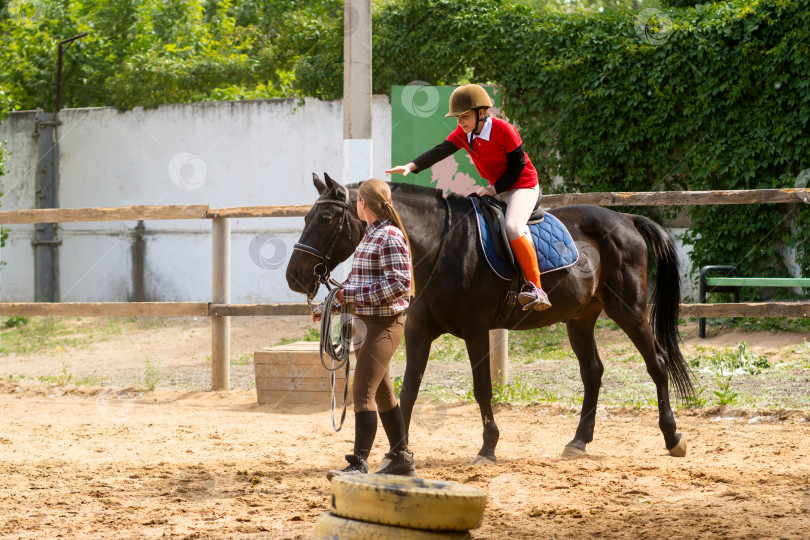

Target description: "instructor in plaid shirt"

left=323, top=178, right=417, bottom=480
left=341, top=216, right=411, bottom=317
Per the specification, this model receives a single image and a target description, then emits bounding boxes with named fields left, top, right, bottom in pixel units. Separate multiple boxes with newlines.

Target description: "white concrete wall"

left=0, top=111, right=38, bottom=302
left=0, top=97, right=392, bottom=303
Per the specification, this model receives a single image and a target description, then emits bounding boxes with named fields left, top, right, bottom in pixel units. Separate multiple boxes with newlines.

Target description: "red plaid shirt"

left=342, top=218, right=411, bottom=316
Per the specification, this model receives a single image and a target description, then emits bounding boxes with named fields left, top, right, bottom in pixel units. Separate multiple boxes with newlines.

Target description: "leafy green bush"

left=2, top=316, right=29, bottom=329
left=690, top=342, right=771, bottom=375
left=376, top=0, right=810, bottom=287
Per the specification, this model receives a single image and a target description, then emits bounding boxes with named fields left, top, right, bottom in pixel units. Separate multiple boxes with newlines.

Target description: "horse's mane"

left=345, top=180, right=466, bottom=200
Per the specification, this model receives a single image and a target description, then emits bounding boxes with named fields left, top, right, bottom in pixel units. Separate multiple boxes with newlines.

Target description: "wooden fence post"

left=212, top=217, right=231, bottom=390
left=489, top=329, right=508, bottom=388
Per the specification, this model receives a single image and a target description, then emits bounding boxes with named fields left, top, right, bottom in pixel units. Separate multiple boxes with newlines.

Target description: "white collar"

left=476, top=116, right=493, bottom=141
left=469, top=116, right=493, bottom=146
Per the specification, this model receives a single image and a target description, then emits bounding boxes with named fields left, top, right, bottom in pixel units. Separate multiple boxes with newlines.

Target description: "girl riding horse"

left=387, top=83, right=551, bottom=311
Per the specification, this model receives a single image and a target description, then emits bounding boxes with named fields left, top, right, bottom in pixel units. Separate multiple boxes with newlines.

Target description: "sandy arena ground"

left=0, top=317, right=809, bottom=538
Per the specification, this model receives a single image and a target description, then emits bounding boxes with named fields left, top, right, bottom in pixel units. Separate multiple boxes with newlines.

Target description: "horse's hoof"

left=668, top=435, right=687, bottom=457
left=471, top=454, right=497, bottom=466
left=561, top=444, right=586, bottom=458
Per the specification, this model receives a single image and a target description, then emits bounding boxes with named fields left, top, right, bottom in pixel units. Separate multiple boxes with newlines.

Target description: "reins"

left=318, top=284, right=353, bottom=432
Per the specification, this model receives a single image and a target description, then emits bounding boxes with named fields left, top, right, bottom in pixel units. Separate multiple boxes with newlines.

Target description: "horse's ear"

left=313, top=173, right=327, bottom=195
left=323, top=172, right=340, bottom=190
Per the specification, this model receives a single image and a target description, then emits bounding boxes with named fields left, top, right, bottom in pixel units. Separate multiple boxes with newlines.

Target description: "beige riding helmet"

left=445, top=84, right=494, bottom=117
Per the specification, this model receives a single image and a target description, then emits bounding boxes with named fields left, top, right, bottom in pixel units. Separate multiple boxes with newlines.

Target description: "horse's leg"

left=562, top=306, right=604, bottom=457
left=399, top=315, right=441, bottom=434
left=603, top=296, right=684, bottom=456
left=464, top=331, right=500, bottom=465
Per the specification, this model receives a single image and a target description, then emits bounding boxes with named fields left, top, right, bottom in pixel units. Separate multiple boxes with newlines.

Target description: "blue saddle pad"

left=472, top=198, right=579, bottom=281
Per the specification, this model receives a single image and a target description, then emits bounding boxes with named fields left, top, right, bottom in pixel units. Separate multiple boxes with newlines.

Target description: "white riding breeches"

left=494, top=185, right=541, bottom=242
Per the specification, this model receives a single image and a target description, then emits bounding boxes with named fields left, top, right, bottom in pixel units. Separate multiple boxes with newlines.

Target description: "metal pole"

left=489, top=329, right=508, bottom=387
left=343, top=0, right=373, bottom=182
left=55, top=33, right=87, bottom=113
left=32, top=111, right=61, bottom=302
left=212, top=218, right=231, bottom=390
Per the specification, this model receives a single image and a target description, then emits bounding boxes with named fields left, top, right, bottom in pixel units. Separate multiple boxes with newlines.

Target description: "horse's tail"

left=629, top=214, right=695, bottom=400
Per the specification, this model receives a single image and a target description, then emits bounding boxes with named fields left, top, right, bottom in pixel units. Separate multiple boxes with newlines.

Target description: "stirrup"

left=518, top=284, right=552, bottom=312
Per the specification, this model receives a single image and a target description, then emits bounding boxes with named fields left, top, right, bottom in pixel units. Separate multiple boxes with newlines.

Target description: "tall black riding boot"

left=377, top=405, right=417, bottom=477
left=326, top=411, right=377, bottom=480
left=379, top=404, right=407, bottom=453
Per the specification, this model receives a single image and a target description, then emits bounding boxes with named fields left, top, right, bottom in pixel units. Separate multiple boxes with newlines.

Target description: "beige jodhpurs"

left=494, top=185, right=541, bottom=242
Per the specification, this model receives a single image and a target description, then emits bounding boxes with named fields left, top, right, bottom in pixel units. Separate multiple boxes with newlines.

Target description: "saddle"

left=478, top=193, right=545, bottom=269
left=470, top=194, right=578, bottom=322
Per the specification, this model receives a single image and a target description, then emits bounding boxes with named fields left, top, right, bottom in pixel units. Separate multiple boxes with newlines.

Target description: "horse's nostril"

left=286, top=268, right=310, bottom=294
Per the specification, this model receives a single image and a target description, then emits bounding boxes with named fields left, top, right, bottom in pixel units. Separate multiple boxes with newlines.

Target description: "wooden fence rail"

left=1, top=187, right=807, bottom=390
left=0, top=188, right=806, bottom=224
left=2, top=302, right=808, bottom=319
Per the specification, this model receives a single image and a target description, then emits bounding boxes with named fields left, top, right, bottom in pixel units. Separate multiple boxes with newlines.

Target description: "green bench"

left=698, top=265, right=810, bottom=338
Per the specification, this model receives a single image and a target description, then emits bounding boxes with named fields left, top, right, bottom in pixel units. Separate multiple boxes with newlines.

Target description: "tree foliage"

left=377, top=0, right=810, bottom=288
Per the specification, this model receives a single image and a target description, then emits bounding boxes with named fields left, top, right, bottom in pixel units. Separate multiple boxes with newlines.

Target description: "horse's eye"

left=318, top=214, right=332, bottom=224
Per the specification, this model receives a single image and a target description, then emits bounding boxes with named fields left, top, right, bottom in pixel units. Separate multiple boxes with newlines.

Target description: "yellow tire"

left=313, top=512, right=470, bottom=540
left=330, top=474, right=487, bottom=531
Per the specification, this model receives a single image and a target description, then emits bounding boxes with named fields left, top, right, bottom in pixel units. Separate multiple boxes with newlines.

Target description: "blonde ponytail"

left=358, top=179, right=415, bottom=295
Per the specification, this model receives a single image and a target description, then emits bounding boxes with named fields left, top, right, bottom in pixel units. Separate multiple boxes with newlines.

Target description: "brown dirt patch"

left=0, top=388, right=808, bottom=538
left=1, top=316, right=809, bottom=538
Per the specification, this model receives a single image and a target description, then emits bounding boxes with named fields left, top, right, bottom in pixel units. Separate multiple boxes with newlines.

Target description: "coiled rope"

left=318, top=283, right=353, bottom=431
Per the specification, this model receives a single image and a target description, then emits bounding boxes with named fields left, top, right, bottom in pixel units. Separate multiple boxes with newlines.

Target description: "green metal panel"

left=391, top=84, right=502, bottom=195
left=706, top=277, right=810, bottom=287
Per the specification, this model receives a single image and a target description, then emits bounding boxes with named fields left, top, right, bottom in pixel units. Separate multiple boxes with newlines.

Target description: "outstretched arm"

left=386, top=140, right=459, bottom=176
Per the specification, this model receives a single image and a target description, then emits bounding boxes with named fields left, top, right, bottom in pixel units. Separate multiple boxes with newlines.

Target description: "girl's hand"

left=475, top=185, right=496, bottom=197
left=336, top=289, right=345, bottom=303
left=311, top=302, right=325, bottom=323
left=385, top=163, right=414, bottom=176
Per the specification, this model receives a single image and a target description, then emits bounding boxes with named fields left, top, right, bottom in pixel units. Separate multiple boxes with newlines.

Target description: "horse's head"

left=286, top=173, right=364, bottom=299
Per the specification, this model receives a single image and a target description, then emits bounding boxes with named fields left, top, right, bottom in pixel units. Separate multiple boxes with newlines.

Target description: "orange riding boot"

left=509, top=234, right=552, bottom=311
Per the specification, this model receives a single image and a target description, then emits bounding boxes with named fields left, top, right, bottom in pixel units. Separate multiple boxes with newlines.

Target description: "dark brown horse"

left=286, top=173, right=694, bottom=463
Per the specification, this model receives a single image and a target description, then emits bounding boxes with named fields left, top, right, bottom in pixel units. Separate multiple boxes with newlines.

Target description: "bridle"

left=293, top=187, right=353, bottom=304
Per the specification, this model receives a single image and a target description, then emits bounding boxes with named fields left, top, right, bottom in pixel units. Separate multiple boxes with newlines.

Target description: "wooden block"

left=255, top=341, right=355, bottom=366
left=254, top=341, right=356, bottom=407
left=255, top=363, right=351, bottom=379
left=255, top=374, right=354, bottom=393
left=256, top=389, right=353, bottom=407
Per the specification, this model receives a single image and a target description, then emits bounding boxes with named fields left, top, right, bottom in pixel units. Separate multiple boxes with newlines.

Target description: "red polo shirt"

left=446, top=117, right=538, bottom=191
